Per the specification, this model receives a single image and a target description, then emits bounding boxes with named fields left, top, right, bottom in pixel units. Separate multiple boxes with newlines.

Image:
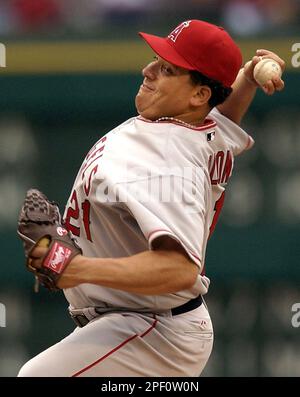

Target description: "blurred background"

left=0, top=0, right=300, bottom=377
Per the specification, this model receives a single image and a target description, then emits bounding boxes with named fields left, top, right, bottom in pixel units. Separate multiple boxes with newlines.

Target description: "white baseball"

left=253, top=58, right=282, bottom=86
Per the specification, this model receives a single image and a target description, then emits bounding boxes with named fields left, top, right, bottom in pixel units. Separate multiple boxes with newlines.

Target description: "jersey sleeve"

left=209, top=107, right=255, bottom=156
left=116, top=170, right=209, bottom=270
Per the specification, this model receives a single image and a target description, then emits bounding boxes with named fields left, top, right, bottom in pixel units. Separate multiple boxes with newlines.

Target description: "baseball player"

left=17, top=20, right=284, bottom=377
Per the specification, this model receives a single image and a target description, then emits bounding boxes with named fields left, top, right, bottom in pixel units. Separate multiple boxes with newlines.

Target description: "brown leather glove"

left=17, top=189, right=82, bottom=291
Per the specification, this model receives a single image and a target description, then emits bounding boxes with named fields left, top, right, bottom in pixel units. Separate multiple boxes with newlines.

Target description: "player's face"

left=135, top=56, right=199, bottom=121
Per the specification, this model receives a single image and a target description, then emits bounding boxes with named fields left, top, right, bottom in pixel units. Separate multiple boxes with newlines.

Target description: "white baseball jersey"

left=63, top=108, right=254, bottom=314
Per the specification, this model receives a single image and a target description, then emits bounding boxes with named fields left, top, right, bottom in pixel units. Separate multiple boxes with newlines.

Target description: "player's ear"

left=190, top=85, right=212, bottom=107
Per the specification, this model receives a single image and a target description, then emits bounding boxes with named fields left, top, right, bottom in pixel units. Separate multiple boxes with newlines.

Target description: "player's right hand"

left=243, top=49, right=285, bottom=95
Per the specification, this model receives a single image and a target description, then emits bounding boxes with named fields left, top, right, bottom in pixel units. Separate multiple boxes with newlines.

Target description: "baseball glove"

left=17, top=189, right=82, bottom=291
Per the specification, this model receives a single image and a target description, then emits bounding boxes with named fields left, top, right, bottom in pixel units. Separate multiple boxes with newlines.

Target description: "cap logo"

left=168, top=20, right=191, bottom=42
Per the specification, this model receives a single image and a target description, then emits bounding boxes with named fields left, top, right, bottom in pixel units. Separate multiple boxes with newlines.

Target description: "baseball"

left=253, top=58, right=282, bottom=86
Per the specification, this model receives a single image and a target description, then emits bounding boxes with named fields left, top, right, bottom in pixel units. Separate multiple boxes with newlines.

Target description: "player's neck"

left=155, top=116, right=205, bottom=129
left=161, top=110, right=208, bottom=128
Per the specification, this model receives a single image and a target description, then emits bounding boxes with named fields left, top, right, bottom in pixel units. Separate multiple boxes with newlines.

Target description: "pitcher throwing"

left=17, top=20, right=284, bottom=377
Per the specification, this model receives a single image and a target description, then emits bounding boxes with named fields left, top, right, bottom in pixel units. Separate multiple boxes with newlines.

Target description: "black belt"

left=70, top=313, right=90, bottom=328
left=71, top=295, right=203, bottom=328
left=171, top=295, right=203, bottom=315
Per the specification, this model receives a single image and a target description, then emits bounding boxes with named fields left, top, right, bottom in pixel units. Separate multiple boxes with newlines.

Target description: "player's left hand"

left=243, top=49, right=285, bottom=95
left=17, top=189, right=82, bottom=291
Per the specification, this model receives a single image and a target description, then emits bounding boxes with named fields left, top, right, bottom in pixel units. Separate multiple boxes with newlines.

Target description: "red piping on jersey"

left=137, top=116, right=216, bottom=132
left=71, top=317, right=158, bottom=377
left=148, top=229, right=201, bottom=264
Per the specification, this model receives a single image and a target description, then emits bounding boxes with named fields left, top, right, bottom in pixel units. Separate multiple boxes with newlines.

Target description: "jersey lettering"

left=84, top=165, right=98, bottom=196
left=80, top=136, right=107, bottom=179
left=81, top=199, right=92, bottom=242
left=85, top=136, right=107, bottom=162
left=65, top=190, right=93, bottom=242
left=209, top=191, right=225, bottom=238
left=209, top=150, right=233, bottom=185
left=208, top=151, right=232, bottom=237
left=65, top=137, right=107, bottom=243
left=64, top=190, right=80, bottom=237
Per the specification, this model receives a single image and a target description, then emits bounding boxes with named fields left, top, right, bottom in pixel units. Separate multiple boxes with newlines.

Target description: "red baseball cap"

left=139, top=20, right=242, bottom=88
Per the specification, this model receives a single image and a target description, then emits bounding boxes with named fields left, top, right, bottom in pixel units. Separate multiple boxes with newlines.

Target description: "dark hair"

left=189, top=70, right=233, bottom=108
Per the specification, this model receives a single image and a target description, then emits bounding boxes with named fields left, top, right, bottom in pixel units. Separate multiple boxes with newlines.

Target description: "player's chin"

left=135, top=97, right=151, bottom=118
left=136, top=108, right=157, bottom=121
left=135, top=90, right=148, bottom=108
left=135, top=96, right=160, bottom=121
